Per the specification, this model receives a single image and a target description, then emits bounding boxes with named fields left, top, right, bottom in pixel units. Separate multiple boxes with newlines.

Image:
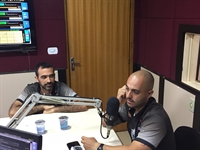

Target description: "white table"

left=0, top=108, right=122, bottom=150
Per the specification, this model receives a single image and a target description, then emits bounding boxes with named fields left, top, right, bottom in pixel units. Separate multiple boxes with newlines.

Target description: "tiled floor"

left=116, top=131, right=131, bottom=145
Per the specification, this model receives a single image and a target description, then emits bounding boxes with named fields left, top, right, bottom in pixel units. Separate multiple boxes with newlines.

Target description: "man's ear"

left=148, top=90, right=154, bottom=98
left=35, top=76, right=39, bottom=82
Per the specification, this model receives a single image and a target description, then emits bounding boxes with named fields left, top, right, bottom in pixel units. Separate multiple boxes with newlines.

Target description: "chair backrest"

left=174, top=126, right=200, bottom=150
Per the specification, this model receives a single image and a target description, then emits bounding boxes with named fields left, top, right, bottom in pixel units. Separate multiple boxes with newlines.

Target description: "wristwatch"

left=97, top=143, right=104, bottom=150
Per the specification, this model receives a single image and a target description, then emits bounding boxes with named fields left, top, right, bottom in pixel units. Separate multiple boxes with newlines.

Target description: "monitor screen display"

left=0, top=0, right=37, bottom=52
left=0, top=125, right=42, bottom=150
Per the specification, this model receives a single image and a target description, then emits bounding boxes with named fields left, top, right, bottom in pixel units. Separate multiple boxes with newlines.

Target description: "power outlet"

left=189, top=98, right=195, bottom=113
left=47, top=47, right=58, bottom=55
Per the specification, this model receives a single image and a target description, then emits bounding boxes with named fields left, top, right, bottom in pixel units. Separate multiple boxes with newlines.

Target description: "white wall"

left=141, top=67, right=195, bottom=131
left=141, top=67, right=160, bottom=102
left=163, top=79, right=195, bottom=131
left=0, top=71, right=58, bottom=118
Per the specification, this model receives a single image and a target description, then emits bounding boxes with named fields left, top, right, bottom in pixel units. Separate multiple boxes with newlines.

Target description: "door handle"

left=71, top=57, right=80, bottom=71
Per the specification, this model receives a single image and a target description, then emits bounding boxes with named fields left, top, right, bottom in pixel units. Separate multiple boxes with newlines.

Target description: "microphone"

left=105, top=97, right=120, bottom=138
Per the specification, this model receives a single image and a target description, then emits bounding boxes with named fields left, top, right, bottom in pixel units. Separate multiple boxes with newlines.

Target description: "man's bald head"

left=128, top=70, right=154, bottom=92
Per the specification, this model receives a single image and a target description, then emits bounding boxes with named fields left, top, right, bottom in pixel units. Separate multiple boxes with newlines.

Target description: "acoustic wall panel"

left=175, top=0, right=200, bottom=19
left=33, top=0, right=64, bottom=20
left=146, top=0, right=175, bottom=18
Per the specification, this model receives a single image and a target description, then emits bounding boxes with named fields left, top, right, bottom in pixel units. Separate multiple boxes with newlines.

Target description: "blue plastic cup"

left=59, top=116, right=68, bottom=130
left=35, top=119, right=45, bottom=134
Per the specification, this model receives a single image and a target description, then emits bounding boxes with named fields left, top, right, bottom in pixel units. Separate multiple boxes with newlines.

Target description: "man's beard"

left=40, top=82, right=54, bottom=91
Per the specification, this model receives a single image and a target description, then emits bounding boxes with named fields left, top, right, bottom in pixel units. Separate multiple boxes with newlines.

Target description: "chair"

left=174, top=126, right=200, bottom=150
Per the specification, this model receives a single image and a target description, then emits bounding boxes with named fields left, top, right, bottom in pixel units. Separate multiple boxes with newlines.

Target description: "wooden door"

left=64, top=0, right=134, bottom=131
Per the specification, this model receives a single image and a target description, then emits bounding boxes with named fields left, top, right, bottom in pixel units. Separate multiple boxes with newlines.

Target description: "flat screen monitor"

left=0, top=0, right=37, bottom=52
left=0, top=125, right=42, bottom=150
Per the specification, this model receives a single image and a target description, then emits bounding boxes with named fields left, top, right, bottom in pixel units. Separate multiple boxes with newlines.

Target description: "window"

left=176, top=24, right=200, bottom=91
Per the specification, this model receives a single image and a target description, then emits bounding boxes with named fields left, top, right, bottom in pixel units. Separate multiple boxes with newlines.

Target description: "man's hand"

left=117, top=85, right=126, bottom=103
left=43, top=105, right=55, bottom=114
left=81, top=136, right=100, bottom=150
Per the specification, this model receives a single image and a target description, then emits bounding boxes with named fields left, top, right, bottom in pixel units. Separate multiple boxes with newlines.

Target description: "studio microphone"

left=105, top=97, right=120, bottom=138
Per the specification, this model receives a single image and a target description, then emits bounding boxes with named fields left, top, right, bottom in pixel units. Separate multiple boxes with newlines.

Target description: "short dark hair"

left=35, top=62, right=54, bottom=77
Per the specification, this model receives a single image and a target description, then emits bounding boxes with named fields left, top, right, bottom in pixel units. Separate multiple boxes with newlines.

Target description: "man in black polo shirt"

left=9, top=62, right=87, bottom=118
left=81, top=70, right=176, bottom=150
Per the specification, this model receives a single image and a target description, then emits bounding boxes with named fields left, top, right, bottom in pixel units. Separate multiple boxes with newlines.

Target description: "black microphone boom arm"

left=7, top=93, right=102, bottom=128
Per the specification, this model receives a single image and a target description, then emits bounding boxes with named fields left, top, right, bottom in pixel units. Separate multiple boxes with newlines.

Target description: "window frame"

left=176, top=24, right=200, bottom=91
